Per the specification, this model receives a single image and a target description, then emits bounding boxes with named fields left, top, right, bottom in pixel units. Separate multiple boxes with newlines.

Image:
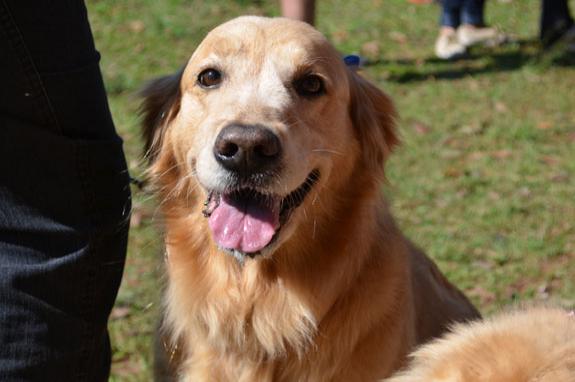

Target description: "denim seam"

left=74, top=144, right=100, bottom=382
left=0, top=1, right=62, bottom=135
left=38, top=55, right=104, bottom=77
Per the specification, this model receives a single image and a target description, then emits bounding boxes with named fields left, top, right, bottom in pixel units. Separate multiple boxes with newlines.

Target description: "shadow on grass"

left=366, top=39, right=575, bottom=83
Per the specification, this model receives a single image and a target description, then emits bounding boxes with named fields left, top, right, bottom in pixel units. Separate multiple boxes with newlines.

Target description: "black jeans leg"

left=540, top=0, right=574, bottom=45
left=0, top=1, right=130, bottom=381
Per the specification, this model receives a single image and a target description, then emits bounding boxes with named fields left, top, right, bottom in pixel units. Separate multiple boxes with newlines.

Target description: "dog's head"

left=141, top=16, right=397, bottom=261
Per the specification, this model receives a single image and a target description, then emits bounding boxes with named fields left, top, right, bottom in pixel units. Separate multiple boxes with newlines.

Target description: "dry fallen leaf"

left=331, top=30, right=349, bottom=45
left=412, top=120, right=431, bottom=135
left=128, top=20, right=145, bottom=33
left=541, top=155, right=560, bottom=165
left=110, top=306, right=131, bottom=320
left=389, top=31, right=408, bottom=44
left=130, top=210, right=144, bottom=228
left=494, top=101, right=508, bottom=113
left=488, top=191, right=501, bottom=201
left=444, top=167, right=462, bottom=178
left=537, top=121, right=553, bottom=130
left=537, top=283, right=551, bottom=300
left=517, top=186, right=531, bottom=198
left=468, top=79, right=480, bottom=91
left=361, top=41, right=380, bottom=59
left=468, top=286, right=496, bottom=305
left=467, top=151, right=486, bottom=160
left=550, top=172, right=569, bottom=183
left=111, top=358, right=142, bottom=377
left=491, top=149, right=512, bottom=159
left=504, top=278, right=530, bottom=299
left=472, top=260, right=494, bottom=271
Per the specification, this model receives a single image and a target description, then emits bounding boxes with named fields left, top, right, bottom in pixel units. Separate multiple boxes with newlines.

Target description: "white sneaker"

left=435, top=30, right=466, bottom=59
left=457, top=25, right=507, bottom=47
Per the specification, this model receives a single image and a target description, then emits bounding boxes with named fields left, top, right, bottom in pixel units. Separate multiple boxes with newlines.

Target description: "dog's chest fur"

left=164, top=223, right=319, bottom=375
left=161, top=207, right=408, bottom=381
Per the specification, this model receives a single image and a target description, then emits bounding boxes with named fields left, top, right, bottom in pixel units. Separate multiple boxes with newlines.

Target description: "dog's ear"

left=348, top=72, right=399, bottom=174
left=139, top=69, right=184, bottom=162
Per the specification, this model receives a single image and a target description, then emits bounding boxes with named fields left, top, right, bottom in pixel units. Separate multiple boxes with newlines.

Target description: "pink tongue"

left=208, top=194, right=280, bottom=253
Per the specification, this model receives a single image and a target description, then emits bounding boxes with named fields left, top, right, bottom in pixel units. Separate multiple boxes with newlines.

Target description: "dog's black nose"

left=213, top=124, right=282, bottom=175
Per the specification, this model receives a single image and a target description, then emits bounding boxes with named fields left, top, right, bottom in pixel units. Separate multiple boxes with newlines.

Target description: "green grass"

left=87, top=1, right=575, bottom=380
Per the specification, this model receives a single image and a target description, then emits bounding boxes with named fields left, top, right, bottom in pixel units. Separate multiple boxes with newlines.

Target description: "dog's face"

left=142, top=16, right=397, bottom=261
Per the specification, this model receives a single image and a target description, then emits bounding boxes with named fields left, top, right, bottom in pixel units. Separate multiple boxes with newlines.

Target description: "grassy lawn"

left=87, top=1, right=575, bottom=380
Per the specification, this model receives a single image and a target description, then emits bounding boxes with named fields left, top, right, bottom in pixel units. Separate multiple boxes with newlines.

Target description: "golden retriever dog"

left=385, top=306, right=575, bottom=382
left=141, top=16, right=480, bottom=381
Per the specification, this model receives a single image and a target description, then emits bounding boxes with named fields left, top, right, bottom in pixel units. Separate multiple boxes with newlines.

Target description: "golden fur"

left=141, top=16, right=479, bottom=381
left=386, top=306, right=575, bottom=382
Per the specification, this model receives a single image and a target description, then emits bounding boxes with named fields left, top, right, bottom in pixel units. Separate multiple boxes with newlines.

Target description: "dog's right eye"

left=293, top=74, right=325, bottom=98
left=197, top=69, right=222, bottom=88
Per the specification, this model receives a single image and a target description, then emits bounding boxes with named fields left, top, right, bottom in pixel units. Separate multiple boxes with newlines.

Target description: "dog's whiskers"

left=312, top=193, right=319, bottom=205
left=305, top=56, right=331, bottom=66
left=148, top=162, right=181, bottom=181
left=311, top=148, right=344, bottom=156
left=312, top=219, right=317, bottom=240
left=156, top=170, right=198, bottom=208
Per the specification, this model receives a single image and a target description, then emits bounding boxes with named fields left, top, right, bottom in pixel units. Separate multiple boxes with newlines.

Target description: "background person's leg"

left=540, top=0, right=574, bottom=46
left=440, top=0, right=463, bottom=29
left=458, top=0, right=506, bottom=48
left=280, top=0, right=315, bottom=25
left=436, top=0, right=466, bottom=59
left=460, top=0, right=485, bottom=26
left=0, top=1, right=130, bottom=381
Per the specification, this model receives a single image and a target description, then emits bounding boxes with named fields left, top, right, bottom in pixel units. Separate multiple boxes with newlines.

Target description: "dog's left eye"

left=198, top=69, right=222, bottom=88
left=294, top=74, right=325, bottom=97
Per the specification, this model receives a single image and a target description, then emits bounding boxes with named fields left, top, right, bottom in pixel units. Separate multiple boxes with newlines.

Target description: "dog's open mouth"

left=203, top=169, right=320, bottom=257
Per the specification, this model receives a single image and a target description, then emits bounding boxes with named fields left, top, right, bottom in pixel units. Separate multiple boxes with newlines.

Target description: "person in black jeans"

left=0, top=1, right=130, bottom=381
left=541, top=0, right=574, bottom=48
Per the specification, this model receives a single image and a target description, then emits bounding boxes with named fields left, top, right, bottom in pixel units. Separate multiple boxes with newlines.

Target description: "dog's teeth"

left=202, top=191, right=219, bottom=217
